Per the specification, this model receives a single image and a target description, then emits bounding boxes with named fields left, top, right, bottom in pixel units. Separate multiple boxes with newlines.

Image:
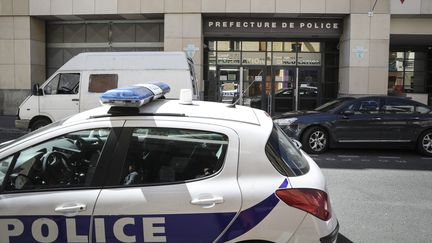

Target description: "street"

left=314, top=149, right=432, bottom=243
left=1, top=125, right=431, bottom=242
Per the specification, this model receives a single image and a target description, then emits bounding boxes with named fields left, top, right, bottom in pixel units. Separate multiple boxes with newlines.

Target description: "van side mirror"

left=342, top=110, right=355, bottom=116
left=32, top=84, right=42, bottom=96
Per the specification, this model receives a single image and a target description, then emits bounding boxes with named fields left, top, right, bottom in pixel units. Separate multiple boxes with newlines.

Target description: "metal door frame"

left=216, top=66, right=241, bottom=103
left=240, top=65, right=267, bottom=108
left=297, top=66, right=322, bottom=111
left=271, top=66, right=297, bottom=115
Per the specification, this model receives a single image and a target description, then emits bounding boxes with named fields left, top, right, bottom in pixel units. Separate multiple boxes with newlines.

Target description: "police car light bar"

left=100, top=82, right=170, bottom=107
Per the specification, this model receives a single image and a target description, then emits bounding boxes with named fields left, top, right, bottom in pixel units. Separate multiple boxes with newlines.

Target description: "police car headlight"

left=274, top=118, right=297, bottom=126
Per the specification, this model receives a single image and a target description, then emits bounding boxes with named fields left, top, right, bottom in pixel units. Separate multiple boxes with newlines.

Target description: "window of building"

left=88, top=74, right=118, bottom=93
left=203, top=40, right=339, bottom=111
left=121, top=128, right=228, bottom=185
left=388, top=50, right=431, bottom=96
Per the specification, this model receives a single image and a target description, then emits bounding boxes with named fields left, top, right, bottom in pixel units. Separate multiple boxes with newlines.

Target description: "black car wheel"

left=30, top=117, right=51, bottom=131
left=418, top=130, right=432, bottom=156
left=302, top=126, right=329, bottom=154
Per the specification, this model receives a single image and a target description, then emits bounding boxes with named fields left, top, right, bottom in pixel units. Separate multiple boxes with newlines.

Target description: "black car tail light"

left=276, top=188, right=331, bottom=221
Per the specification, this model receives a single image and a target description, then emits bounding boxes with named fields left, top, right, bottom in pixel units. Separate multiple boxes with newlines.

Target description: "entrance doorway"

left=218, top=66, right=265, bottom=106
left=263, top=67, right=320, bottom=114
left=217, top=66, right=320, bottom=114
left=206, top=40, right=336, bottom=115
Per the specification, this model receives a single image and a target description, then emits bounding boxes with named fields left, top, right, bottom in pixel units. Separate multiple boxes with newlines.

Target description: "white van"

left=15, top=51, right=199, bottom=131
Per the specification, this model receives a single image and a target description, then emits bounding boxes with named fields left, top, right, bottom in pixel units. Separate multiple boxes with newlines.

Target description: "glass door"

left=242, top=67, right=265, bottom=109
left=218, top=67, right=240, bottom=103
left=298, top=67, right=320, bottom=110
left=273, top=67, right=296, bottom=114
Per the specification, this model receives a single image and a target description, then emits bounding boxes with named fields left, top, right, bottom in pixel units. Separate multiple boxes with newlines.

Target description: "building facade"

left=0, top=0, right=431, bottom=115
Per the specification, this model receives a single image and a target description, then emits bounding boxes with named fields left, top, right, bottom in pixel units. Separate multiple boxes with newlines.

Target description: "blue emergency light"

left=100, top=82, right=170, bottom=107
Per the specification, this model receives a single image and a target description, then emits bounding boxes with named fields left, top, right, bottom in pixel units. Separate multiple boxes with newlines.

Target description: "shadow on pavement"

left=311, top=148, right=432, bottom=171
left=337, top=233, right=354, bottom=243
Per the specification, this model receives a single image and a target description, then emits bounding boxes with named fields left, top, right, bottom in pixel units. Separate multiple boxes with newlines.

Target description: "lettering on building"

left=204, top=18, right=342, bottom=36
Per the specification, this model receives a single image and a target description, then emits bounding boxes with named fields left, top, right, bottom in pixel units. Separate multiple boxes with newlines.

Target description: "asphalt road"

left=313, top=149, right=432, bottom=243
left=0, top=116, right=27, bottom=144
left=0, top=123, right=431, bottom=242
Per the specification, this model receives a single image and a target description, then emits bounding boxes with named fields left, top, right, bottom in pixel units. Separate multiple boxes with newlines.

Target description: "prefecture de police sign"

left=204, top=17, right=342, bottom=37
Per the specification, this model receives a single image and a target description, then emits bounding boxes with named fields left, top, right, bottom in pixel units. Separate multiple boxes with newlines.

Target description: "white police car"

left=0, top=82, right=338, bottom=243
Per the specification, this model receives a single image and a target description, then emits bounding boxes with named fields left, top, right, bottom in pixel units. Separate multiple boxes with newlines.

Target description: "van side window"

left=88, top=74, right=119, bottom=93
left=44, top=73, right=80, bottom=95
left=121, top=128, right=228, bottom=185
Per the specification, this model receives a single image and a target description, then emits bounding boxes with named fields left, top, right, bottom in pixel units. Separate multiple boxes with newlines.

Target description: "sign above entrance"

left=204, top=18, right=342, bottom=37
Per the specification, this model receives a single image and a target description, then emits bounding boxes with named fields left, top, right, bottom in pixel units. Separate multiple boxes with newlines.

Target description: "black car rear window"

left=265, top=124, right=310, bottom=177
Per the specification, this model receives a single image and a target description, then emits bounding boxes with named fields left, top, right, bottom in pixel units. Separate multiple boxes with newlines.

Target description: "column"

left=164, top=13, right=203, bottom=98
left=339, top=1, right=390, bottom=97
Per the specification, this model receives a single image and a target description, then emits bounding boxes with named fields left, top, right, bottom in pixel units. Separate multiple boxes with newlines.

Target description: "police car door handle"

left=55, top=203, right=87, bottom=215
left=190, top=197, right=224, bottom=208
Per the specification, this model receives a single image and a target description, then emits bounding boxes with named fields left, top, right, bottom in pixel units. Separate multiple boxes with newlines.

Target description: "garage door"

left=46, top=20, right=164, bottom=77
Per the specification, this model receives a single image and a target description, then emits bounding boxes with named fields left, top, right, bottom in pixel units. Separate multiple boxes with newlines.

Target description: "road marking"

left=395, top=160, right=407, bottom=163
left=421, top=157, right=432, bottom=160
left=379, top=160, right=389, bottom=163
left=361, top=159, right=370, bottom=162
left=378, top=156, right=400, bottom=159
left=337, top=155, right=360, bottom=158
left=325, top=158, right=336, bottom=161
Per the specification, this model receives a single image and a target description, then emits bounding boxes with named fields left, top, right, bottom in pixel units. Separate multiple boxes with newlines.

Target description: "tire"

left=301, top=126, right=329, bottom=154
left=30, top=117, right=51, bottom=131
left=417, top=129, right=432, bottom=156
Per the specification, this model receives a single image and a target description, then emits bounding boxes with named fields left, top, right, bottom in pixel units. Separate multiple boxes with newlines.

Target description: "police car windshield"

left=265, top=124, right=309, bottom=176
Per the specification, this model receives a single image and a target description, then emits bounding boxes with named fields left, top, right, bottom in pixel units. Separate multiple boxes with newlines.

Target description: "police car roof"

left=67, top=99, right=262, bottom=126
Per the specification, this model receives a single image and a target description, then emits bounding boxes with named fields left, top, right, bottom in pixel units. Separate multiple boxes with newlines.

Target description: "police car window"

left=266, top=124, right=309, bottom=176
left=1, top=128, right=110, bottom=192
left=121, top=128, right=228, bottom=185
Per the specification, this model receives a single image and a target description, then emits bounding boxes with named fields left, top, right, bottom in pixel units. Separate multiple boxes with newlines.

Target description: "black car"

left=273, top=96, right=432, bottom=156
left=250, top=86, right=318, bottom=112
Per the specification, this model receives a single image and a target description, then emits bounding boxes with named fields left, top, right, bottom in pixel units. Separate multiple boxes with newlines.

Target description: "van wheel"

left=418, top=129, right=432, bottom=156
left=301, top=126, right=329, bottom=154
left=31, top=118, right=51, bottom=131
